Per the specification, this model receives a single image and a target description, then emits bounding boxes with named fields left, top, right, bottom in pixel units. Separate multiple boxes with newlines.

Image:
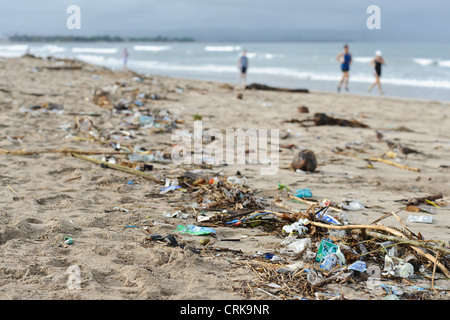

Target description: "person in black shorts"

left=368, top=50, right=385, bottom=95
left=238, top=50, right=249, bottom=86
left=337, top=44, right=352, bottom=92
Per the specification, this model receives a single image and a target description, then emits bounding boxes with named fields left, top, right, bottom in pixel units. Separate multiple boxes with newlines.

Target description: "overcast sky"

left=1, top=0, right=449, bottom=41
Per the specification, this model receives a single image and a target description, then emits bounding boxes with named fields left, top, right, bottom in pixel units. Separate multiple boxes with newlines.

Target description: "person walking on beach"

left=238, top=50, right=249, bottom=86
left=122, top=48, right=129, bottom=71
left=336, top=44, right=352, bottom=92
left=368, top=50, right=385, bottom=95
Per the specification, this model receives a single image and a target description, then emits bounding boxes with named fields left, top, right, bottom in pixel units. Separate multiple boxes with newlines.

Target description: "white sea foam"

left=72, top=48, right=117, bottom=54
left=0, top=51, right=23, bottom=58
left=133, top=45, right=171, bottom=51
left=438, top=60, right=450, bottom=68
left=131, top=61, right=450, bottom=89
left=204, top=45, right=242, bottom=52
left=381, top=77, right=450, bottom=89
left=75, top=55, right=123, bottom=68
left=413, top=58, right=435, bottom=66
left=32, top=45, right=66, bottom=53
left=0, top=44, right=29, bottom=51
left=0, top=45, right=29, bottom=57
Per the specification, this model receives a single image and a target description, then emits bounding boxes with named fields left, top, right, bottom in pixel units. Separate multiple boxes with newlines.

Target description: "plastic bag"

left=294, top=188, right=312, bottom=198
left=175, top=225, right=215, bottom=236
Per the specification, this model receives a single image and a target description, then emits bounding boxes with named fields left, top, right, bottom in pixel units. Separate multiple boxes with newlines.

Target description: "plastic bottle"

left=342, top=201, right=365, bottom=211
left=407, top=215, right=433, bottom=224
left=398, top=263, right=415, bottom=278
left=227, top=176, right=247, bottom=186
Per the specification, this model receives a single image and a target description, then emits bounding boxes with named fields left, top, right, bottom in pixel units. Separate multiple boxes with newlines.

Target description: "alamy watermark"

left=366, top=5, right=381, bottom=30
left=171, top=121, right=280, bottom=175
left=66, top=264, right=81, bottom=289
left=66, top=5, right=81, bottom=30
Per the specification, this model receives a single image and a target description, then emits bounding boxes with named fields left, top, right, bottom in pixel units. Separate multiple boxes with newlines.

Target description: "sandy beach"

left=0, top=55, right=449, bottom=300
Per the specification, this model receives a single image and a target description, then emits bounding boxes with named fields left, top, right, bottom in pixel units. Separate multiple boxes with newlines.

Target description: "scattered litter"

left=407, top=215, right=433, bottom=224
left=64, top=236, right=73, bottom=245
left=175, top=225, right=216, bottom=236
left=294, top=188, right=312, bottom=198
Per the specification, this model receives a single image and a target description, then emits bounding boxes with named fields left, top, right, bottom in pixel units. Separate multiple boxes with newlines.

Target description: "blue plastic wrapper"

left=175, top=225, right=216, bottom=235
left=316, top=213, right=342, bottom=225
left=348, top=261, right=367, bottom=272
left=315, top=207, right=342, bottom=225
left=134, top=99, right=144, bottom=107
left=264, top=253, right=274, bottom=260
left=320, top=253, right=338, bottom=271
left=294, top=188, right=312, bottom=198
left=160, top=185, right=181, bottom=194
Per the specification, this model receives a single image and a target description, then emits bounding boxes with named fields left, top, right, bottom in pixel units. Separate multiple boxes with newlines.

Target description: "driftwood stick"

left=431, top=252, right=440, bottom=292
left=306, top=220, right=450, bottom=278
left=289, top=195, right=342, bottom=212
left=311, top=271, right=345, bottom=289
left=273, top=200, right=450, bottom=277
left=365, top=230, right=450, bottom=256
left=406, top=194, right=443, bottom=206
left=272, top=200, right=309, bottom=219
left=71, top=153, right=162, bottom=183
left=0, top=148, right=125, bottom=155
left=369, top=157, right=420, bottom=172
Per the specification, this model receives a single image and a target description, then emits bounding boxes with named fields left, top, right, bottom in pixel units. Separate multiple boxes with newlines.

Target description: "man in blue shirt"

left=336, top=44, right=352, bottom=92
left=238, top=50, right=249, bottom=86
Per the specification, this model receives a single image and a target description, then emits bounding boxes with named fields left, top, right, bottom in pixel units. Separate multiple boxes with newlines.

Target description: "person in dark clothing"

left=238, top=50, right=249, bottom=86
left=336, top=45, right=352, bottom=92
left=368, top=50, right=386, bottom=95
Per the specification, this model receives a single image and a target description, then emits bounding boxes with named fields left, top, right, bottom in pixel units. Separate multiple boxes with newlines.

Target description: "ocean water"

left=1, top=41, right=450, bottom=102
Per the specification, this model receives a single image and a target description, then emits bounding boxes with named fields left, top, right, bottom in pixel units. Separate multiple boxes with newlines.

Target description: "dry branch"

left=71, top=153, right=162, bottom=183
left=369, top=157, right=420, bottom=172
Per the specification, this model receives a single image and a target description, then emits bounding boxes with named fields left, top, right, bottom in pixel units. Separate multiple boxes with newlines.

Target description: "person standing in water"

left=122, top=48, right=129, bottom=71
left=238, top=50, right=249, bottom=86
left=368, top=50, right=385, bottom=95
left=336, top=44, right=352, bottom=92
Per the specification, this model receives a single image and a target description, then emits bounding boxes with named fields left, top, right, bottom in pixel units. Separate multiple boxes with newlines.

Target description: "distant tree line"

left=8, top=35, right=195, bottom=42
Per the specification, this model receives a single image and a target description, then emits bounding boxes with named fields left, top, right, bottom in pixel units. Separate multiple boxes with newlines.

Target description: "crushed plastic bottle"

left=279, top=238, right=312, bottom=256
left=341, top=201, right=365, bottom=211
left=227, top=176, right=247, bottom=186
left=398, top=263, right=415, bottom=278
left=407, top=215, right=433, bottom=224
left=306, top=269, right=321, bottom=285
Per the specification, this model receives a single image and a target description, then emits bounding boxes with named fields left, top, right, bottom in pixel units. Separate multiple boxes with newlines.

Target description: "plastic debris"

left=64, top=236, right=73, bottom=245
left=348, top=261, right=367, bottom=273
left=294, top=188, right=312, bottom=198
left=341, top=201, right=365, bottom=211
left=407, top=215, right=433, bottom=224
left=175, top=225, right=216, bottom=236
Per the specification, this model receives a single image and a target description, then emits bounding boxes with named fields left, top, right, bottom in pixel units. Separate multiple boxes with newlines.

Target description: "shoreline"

left=2, top=40, right=450, bottom=103
left=0, top=55, right=449, bottom=300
